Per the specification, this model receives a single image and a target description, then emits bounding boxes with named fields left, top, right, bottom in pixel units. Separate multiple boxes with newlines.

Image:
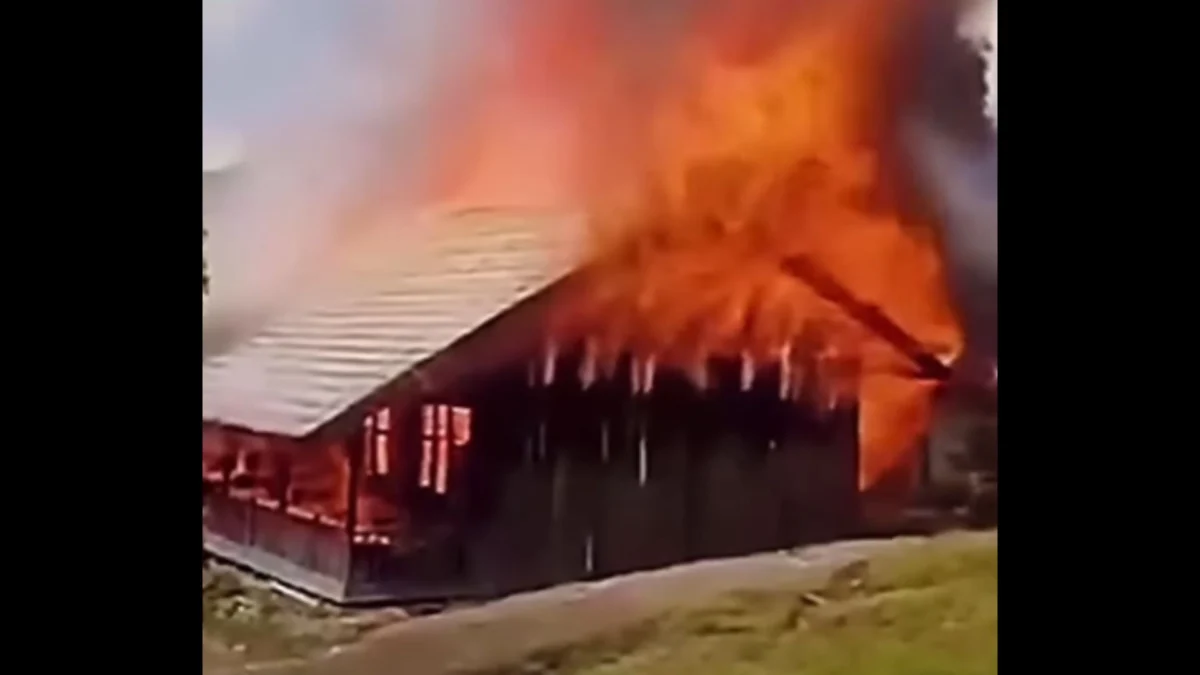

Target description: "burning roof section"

left=202, top=209, right=585, bottom=437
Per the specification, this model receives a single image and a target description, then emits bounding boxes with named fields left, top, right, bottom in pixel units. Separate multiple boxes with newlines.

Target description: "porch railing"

left=204, top=493, right=350, bottom=580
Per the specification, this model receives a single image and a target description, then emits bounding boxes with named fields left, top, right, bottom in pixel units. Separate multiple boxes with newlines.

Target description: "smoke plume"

left=203, top=0, right=996, bottom=364
left=900, top=0, right=998, bottom=363
left=200, top=0, right=706, bottom=351
left=202, top=0, right=503, bottom=350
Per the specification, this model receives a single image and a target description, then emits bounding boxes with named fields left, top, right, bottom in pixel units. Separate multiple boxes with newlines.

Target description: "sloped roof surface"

left=202, top=210, right=585, bottom=437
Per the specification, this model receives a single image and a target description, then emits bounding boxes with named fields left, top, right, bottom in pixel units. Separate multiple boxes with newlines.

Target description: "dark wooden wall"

left=348, top=355, right=860, bottom=600
left=205, top=493, right=351, bottom=581
left=206, top=353, right=860, bottom=604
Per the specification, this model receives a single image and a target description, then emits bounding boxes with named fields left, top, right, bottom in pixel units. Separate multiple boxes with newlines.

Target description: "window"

left=435, top=438, right=450, bottom=494
left=364, top=407, right=392, bottom=476
left=420, top=439, right=435, bottom=488
left=419, top=403, right=472, bottom=495
left=451, top=407, right=472, bottom=447
left=374, top=434, right=390, bottom=475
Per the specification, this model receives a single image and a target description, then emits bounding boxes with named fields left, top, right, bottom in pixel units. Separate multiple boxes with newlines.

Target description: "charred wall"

left=204, top=347, right=861, bottom=604
left=352, top=350, right=860, bottom=600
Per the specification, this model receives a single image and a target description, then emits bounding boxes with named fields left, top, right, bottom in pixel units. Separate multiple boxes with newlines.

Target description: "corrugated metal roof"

left=202, top=209, right=586, bottom=437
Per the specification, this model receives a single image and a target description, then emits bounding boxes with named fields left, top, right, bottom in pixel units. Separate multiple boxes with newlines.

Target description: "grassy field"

left=202, top=564, right=405, bottom=668
left=204, top=533, right=997, bottom=675
left=474, top=537, right=998, bottom=675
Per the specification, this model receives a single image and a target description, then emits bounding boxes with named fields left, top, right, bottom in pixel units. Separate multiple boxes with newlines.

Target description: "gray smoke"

left=894, top=0, right=998, bottom=363
left=202, top=0, right=998, bottom=364
left=200, top=0, right=705, bottom=353
left=960, top=0, right=997, bottom=128
left=202, top=0, right=503, bottom=349
left=906, top=120, right=997, bottom=361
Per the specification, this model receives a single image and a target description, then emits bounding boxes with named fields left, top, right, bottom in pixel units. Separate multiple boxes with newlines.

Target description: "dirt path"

left=209, top=530, right=996, bottom=675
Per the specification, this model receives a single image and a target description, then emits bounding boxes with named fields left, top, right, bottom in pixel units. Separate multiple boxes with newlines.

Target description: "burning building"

left=203, top=210, right=865, bottom=604
left=202, top=0, right=995, bottom=605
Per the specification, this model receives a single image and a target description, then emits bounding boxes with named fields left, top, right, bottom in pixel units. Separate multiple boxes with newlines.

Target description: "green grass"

left=203, top=565, right=399, bottom=665
left=474, top=538, right=997, bottom=675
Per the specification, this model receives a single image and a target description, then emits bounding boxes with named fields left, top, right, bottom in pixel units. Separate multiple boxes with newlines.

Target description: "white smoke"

left=198, top=0, right=721, bottom=349
left=897, top=0, right=997, bottom=361
left=202, top=0, right=502, bottom=346
left=959, top=0, right=997, bottom=128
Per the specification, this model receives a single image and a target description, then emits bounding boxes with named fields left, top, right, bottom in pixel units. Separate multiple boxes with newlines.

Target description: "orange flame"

left=432, top=0, right=965, bottom=500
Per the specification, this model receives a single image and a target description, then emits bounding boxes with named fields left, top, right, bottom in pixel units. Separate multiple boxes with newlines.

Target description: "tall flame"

left=433, top=0, right=966, bottom=502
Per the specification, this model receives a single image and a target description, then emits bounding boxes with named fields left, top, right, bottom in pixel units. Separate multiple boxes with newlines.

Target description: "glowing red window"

left=420, top=403, right=472, bottom=495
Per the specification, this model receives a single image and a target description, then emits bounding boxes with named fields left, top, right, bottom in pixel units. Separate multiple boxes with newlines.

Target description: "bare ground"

left=204, top=530, right=996, bottom=675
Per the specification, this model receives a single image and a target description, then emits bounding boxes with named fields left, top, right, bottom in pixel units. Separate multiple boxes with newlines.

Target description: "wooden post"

left=584, top=366, right=606, bottom=577
left=541, top=342, right=558, bottom=387
left=537, top=394, right=548, bottom=461
left=218, top=451, right=233, bottom=495
left=600, top=419, right=610, bottom=464
left=345, top=435, right=363, bottom=542
left=778, top=344, right=793, bottom=401
left=535, top=346, right=555, bottom=461
left=687, top=353, right=710, bottom=392
left=276, top=442, right=292, bottom=511
left=682, top=358, right=711, bottom=560
left=631, top=355, right=651, bottom=486
left=579, top=339, right=598, bottom=390
left=740, top=351, right=756, bottom=392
